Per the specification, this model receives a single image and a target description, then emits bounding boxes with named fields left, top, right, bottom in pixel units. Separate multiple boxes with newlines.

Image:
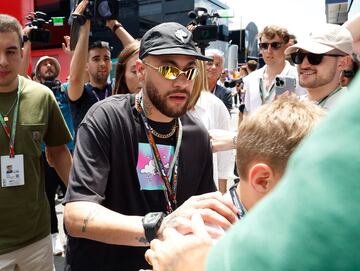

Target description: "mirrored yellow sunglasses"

left=143, top=62, right=198, bottom=80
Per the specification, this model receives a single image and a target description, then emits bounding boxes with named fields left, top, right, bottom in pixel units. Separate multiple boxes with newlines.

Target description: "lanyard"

left=317, top=85, right=342, bottom=107
left=259, top=78, right=276, bottom=104
left=0, top=76, right=22, bottom=157
left=91, top=84, right=110, bottom=101
left=229, top=183, right=247, bottom=219
left=135, top=93, right=183, bottom=213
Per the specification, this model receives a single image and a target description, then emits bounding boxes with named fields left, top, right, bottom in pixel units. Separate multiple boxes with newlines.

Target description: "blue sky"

left=223, top=0, right=326, bottom=41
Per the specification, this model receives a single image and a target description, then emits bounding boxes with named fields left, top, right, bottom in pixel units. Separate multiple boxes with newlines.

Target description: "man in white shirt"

left=243, top=25, right=306, bottom=113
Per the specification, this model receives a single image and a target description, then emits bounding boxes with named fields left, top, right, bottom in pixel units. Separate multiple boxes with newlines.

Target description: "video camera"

left=75, top=0, right=120, bottom=26
left=224, top=78, right=243, bottom=88
left=188, top=7, right=220, bottom=54
left=25, top=12, right=52, bottom=43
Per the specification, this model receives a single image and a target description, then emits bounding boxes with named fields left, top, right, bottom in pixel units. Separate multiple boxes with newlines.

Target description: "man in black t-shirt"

left=63, top=21, right=237, bottom=271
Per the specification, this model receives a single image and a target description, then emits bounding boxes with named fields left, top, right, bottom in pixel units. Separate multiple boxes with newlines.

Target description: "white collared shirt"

left=243, top=61, right=306, bottom=113
left=188, top=91, right=236, bottom=182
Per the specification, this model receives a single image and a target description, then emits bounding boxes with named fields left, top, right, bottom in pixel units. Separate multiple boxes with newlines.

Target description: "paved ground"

left=54, top=200, right=65, bottom=271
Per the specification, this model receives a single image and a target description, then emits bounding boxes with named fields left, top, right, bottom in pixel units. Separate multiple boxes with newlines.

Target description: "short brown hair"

left=236, top=96, right=325, bottom=179
left=113, top=40, right=140, bottom=95
left=258, top=25, right=290, bottom=44
left=246, top=60, right=258, bottom=72
left=0, top=14, right=23, bottom=47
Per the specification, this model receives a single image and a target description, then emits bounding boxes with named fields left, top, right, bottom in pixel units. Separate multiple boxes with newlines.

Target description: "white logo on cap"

left=175, top=29, right=188, bottom=43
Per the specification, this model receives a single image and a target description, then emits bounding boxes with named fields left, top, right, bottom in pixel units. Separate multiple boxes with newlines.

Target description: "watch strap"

left=142, top=212, right=165, bottom=243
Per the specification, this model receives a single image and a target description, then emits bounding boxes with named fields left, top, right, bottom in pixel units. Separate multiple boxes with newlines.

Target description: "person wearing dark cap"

left=34, top=55, right=75, bottom=256
left=285, top=23, right=353, bottom=110
left=67, top=0, right=135, bottom=134
left=63, top=21, right=237, bottom=271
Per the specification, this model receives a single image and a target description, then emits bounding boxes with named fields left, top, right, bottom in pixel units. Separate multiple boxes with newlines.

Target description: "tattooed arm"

left=64, top=201, right=149, bottom=246
left=64, top=192, right=237, bottom=247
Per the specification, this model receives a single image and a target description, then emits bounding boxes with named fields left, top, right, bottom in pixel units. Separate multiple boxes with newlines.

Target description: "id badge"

left=1, top=154, right=25, bottom=187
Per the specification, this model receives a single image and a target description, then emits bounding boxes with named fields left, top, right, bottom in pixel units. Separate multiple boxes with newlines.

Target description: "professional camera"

left=188, top=7, right=220, bottom=53
left=25, top=12, right=52, bottom=43
left=224, top=78, right=243, bottom=88
left=75, top=0, right=120, bottom=26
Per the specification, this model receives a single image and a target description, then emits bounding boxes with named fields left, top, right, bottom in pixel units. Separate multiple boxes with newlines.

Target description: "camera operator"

left=68, top=0, right=135, bottom=134
left=34, top=55, right=75, bottom=255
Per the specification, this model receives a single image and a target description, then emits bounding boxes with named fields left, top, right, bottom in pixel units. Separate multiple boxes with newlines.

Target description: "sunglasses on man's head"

left=143, top=62, right=198, bottom=80
left=290, top=51, right=345, bottom=65
left=259, top=42, right=283, bottom=50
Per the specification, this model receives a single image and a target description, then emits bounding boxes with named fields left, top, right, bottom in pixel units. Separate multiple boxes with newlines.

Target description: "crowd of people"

left=1, top=3, right=360, bottom=270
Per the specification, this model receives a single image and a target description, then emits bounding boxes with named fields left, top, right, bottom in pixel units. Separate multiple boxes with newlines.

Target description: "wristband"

left=232, top=135, right=237, bottom=147
left=23, top=35, right=29, bottom=43
left=112, top=22, right=123, bottom=32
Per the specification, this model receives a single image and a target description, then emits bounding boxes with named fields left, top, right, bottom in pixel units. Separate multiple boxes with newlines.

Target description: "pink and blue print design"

left=137, top=143, right=175, bottom=190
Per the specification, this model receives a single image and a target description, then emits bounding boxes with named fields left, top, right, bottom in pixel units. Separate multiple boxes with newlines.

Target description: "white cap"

left=35, top=56, right=61, bottom=80
left=285, top=24, right=353, bottom=55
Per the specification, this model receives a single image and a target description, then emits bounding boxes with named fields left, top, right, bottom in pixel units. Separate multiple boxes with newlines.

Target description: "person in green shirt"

left=0, top=14, right=72, bottom=270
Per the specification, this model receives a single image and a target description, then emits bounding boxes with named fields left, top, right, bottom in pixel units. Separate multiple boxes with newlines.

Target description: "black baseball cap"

left=139, top=22, right=211, bottom=61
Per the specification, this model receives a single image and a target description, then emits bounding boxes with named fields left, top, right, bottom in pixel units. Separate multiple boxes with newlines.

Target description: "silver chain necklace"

left=147, top=121, right=177, bottom=139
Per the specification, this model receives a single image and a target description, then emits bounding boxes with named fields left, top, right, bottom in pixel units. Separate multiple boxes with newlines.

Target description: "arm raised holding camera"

left=19, top=25, right=34, bottom=77
left=67, top=0, right=90, bottom=101
left=106, top=19, right=135, bottom=47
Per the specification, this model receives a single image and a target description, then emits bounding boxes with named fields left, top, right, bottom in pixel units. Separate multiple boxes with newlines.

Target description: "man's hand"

left=73, top=0, right=88, bottom=15
left=106, top=19, right=118, bottom=30
left=157, top=191, right=237, bottom=240
left=22, top=25, right=34, bottom=40
left=209, top=129, right=238, bottom=153
left=62, top=35, right=72, bottom=55
left=143, top=213, right=212, bottom=271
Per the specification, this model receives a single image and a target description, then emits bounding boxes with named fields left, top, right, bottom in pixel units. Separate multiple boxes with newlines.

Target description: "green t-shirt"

left=206, top=75, right=360, bottom=270
left=0, top=76, right=71, bottom=254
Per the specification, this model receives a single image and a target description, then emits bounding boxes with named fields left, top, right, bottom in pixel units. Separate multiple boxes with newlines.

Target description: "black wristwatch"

left=72, top=14, right=86, bottom=26
left=142, top=212, right=165, bottom=243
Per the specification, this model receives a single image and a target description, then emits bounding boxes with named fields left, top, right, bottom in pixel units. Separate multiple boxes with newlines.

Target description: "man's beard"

left=145, top=79, right=190, bottom=118
left=92, top=71, right=109, bottom=85
left=42, top=73, right=56, bottom=82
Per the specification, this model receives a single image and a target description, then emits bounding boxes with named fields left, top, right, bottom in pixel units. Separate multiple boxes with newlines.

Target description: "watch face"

left=145, top=212, right=163, bottom=224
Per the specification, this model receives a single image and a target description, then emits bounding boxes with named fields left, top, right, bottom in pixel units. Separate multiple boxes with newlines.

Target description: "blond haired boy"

left=230, top=96, right=325, bottom=217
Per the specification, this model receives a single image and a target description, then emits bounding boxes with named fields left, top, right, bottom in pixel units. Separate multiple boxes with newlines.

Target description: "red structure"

left=0, top=0, right=72, bottom=82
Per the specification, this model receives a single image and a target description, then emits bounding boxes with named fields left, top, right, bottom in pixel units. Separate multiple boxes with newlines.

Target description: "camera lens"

left=276, top=80, right=284, bottom=87
left=98, top=1, right=112, bottom=17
